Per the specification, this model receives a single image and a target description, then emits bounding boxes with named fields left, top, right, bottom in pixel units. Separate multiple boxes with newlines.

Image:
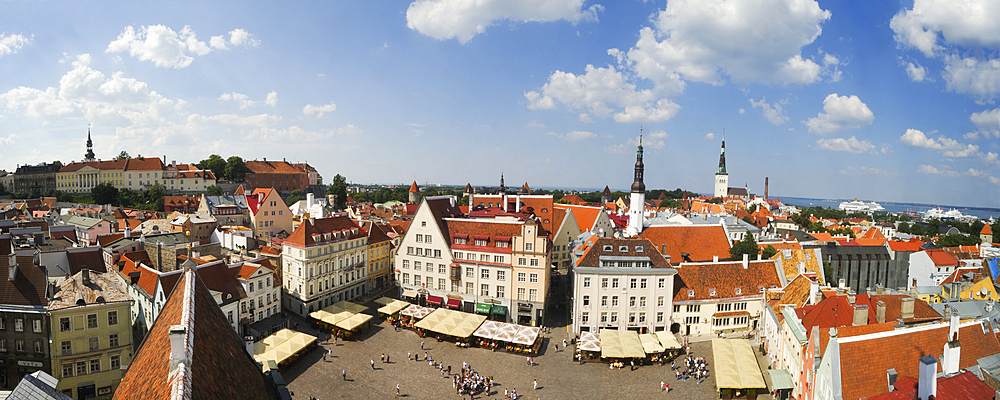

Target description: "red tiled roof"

left=113, top=270, right=271, bottom=400
left=123, top=157, right=165, bottom=171
left=888, top=239, right=926, bottom=252
left=983, top=224, right=993, bottom=235
left=838, top=321, right=1000, bottom=400
left=559, top=195, right=587, bottom=205
left=576, top=237, right=672, bottom=270
left=553, top=204, right=602, bottom=232
left=245, top=159, right=306, bottom=174
left=98, top=233, right=125, bottom=247
left=771, top=274, right=814, bottom=314
left=869, top=371, right=995, bottom=400
left=0, top=250, right=48, bottom=306
left=408, top=181, right=419, bottom=192
left=938, top=266, right=981, bottom=285
left=809, top=232, right=835, bottom=242
left=800, top=294, right=942, bottom=351
left=284, top=216, right=364, bottom=247
left=925, top=249, right=959, bottom=266
left=67, top=247, right=108, bottom=274
left=672, top=259, right=782, bottom=302
left=639, top=225, right=732, bottom=263
left=58, top=159, right=129, bottom=172
left=447, top=219, right=523, bottom=254
left=518, top=196, right=555, bottom=236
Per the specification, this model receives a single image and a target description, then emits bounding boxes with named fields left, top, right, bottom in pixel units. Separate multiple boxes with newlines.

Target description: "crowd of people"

left=452, top=361, right=494, bottom=397
left=672, top=355, right=709, bottom=384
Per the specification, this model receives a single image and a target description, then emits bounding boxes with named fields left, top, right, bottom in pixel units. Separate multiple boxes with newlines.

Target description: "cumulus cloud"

left=527, top=0, right=835, bottom=124
left=546, top=130, right=596, bottom=140
left=219, top=91, right=277, bottom=109
left=265, top=91, right=278, bottom=107
left=838, top=166, right=897, bottom=176
left=405, top=0, right=602, bottom=44
left=965, top=108, right=999, bottom=139
left=303, top=102, right=337, bottom=118
left=106, top=25, right=258, bottom=68
left=704, top=132, right=715, bottom=139
left=917, top=164, right=1000, bottom=184
left=0, top=133, right=16, bottom=146
left=904, top=62, right=928, bottom=82
left=900, top=129, right=980, bottom=158
left=0, top=34, right=31, bottom=59
left=749, top=97, right=789, bottom=125
left=891, top=0, right=1000, bottom=102
left=804, top=94, right=874, bottom=135
left=525, top=64, right=679, bottom=123
left=816, top=136, right=875, bottom=153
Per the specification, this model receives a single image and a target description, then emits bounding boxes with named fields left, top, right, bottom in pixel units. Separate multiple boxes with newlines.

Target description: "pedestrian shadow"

left=536, top=386, right=544, bottom=390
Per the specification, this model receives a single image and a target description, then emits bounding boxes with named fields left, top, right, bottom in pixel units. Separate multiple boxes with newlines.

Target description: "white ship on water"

left=838, top=199, right=885, bottom=212
left=923, top=207, right=978, bottom=221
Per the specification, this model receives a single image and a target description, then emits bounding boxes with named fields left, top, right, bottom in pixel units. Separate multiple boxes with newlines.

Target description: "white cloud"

left=0, top=133, right=16, bottom=146
left=525, top=120, right=546, bottom=128
left=738, top=108, right=745, bottom=115
left=0, top=34, right=31, bottom=59
left=803, top=93, right=874, bottom=135
left=900, top=128, right=979, bottom=158
left=749, top=97, right=788, bottom=125
left=904, top=62, right=927, bottom=82
left=816, top=136, right=875, bottom=153
left=106, top=25, right=258, bottom=68
left=838, top=166, right=897, bottom=176
left=265, top=91, right=278, bottom=107
left=525, top=64, right=679, bottom=123
left=965, top=108, right=999, bottom=139
left=303, top=102, right=337, bottom=118
left=546, top=130, right=596, bottom=140
left=917, top=164, right=1000, bottom=184
left=405, top=0, right=602, bottom=44
left=704, top=132, right=715, bottom=139
left=891, top=0, right=1000, bottom=102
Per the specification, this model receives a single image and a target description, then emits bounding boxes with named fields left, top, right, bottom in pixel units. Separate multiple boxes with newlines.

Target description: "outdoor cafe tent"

left=512, top=326, right=541, bottom=345
left=473, top=320, right=503, bottom=340
left=377, top=300, right=411, bottom=316
left=335, top=313, right=373, bottom=331
left=578, top=331, right=601, bottom=352
left=374, top=297, right=395, bottom=306
left=493, top=323, right=520, bottom=343
left=400, top=305, right=434, bottom=320
left=329, top=300, right=369, bottom=314
left=599, top=329, right=645, bottom=359
left=309, top=310, right=352, bottom=326
left=712, top=339, right=767, bottom=390
left=252, top=329, right=317, bottom=365
left=638, top=333, right=665, bottom=354
left=413, top=308, right=487, bottom=338
left=655, top=331, right=683, bottom=349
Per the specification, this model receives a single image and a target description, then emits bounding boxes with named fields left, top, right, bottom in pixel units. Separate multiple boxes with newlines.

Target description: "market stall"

left=413, top=308, right=488, bottom=341
left=252, top=329, right=318, bottom=366
left=712, top=339, right=767, bottom=399
left=576, top=331, right=601, bottom=363
left=600, top=329, right=645, bottom=360
left=377, top=300, right=411, bottom=316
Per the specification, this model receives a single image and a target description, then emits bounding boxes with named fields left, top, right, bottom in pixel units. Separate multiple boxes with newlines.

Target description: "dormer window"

left=734, top=287, right=742, bottom=295
left=758, top=286, right=765, bottom=293
left=619, top=246, right=628, bottom=252
left=688, top=290, right=695, bottom=298
left=603, top=245, right=613, bottom=251
left=635, top=246, right=643, bottom=252
left=709, top=288, right=717, bottom=297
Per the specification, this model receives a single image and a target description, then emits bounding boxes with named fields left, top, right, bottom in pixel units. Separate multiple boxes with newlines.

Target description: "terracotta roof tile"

left=869, top=371, right=995, bottom=400
left=672, top=259, right=782, bottom=302
left=576, top=237, right=672, bottom=270
left=245, top=160, right=306, bottom=174
left=553, top=204, right=602, bottom=232
left=639, top=225, right=732, bottom=263
left=284, top=216, right=364, bottom=247
left=0, top=252, right=48, bottom=306
left=888, top=239, right=926, bottom=252
left=925, top=249, right=960, bottom=266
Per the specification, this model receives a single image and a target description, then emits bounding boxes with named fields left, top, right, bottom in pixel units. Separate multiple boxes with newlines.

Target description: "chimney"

left=7, top=264, right=17, bottom=282
left=917, top=355, right=938, bottom=400
left=900, top=297, right=915, bottom=319
left=81, top=268, right=91, bottom=286
left=847, top=290, right=856, bottom=305
left=809, top=281, right=820, bottom=305
left=169, top=325, right=189, bottom=372
left=876, top=300, right=886, bottom=324
left=245, top=337, right=254, bottom=356
left=798, top=261, right=805, bottom=275
left=942, top=310, right=961, bottom=375
left=764, top=177, right=769, bottom=200
left=853, top=304, right=869, bottom=326
left=742, top=253, right=749, bottom=269
left=987, top=299, right=994, bottom=312
left=867, top=287, right=873, bottom=296
left=838, top=278, right=846, bottom=290
left=307, top=192, right=314, bottom=206
left=876, top=284, right=884, bottom=295
left=713, top=255, right=718, bottom=262
left=886, top=368, right=898, bottom=392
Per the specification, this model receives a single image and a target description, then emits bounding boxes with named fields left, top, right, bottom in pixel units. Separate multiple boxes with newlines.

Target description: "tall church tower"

left=84, top=126, right=96, bottom=162
left=713, top=132, right=728, bottom=198
left=627, top=134, right=646, bottom=237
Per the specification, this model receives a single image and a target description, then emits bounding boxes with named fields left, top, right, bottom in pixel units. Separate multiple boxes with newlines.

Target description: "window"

left=610, top=312, right=618, bottom=323
left=686, top=305, right=700, bottom=312
left=32, top=319, right=41, bottom=333
left=658, top=296, right=665, bottom=307
left=87, top=314, right=98, bottom=329
left=15, top=340, right=24, bottom=352
left=611, top=296, right=619, bottom=307
left=518, top=272, right=526, bottom=282
left=518, top=257, right=527, bottom=266
left=581, top=312, right=590, bottom=323
left=517, top=287, right=526, bottom=300
left=635, top=246, right=644, bottom=252
left=497, top=271, right=505, bottom=281
left=228, top=311, right=234, bottom=323
left=601, top=296, right=608, bottom=307
left=735, top=302, right=747, bottom=311
left=466, top=282, right=474, bottom=294
left=612, top=278, right=619, bottom=288
left=111, top=354, right=121, bottom=370
left=629, top=296, right=636, bottom=307
left=709, top=288, right=716, bottom=297
left=76, top=362, right=87, bottom=376
left=496, top=286, right=504, bottom=298
left=630, top=278, right=637, bottom=289
left=600, top=312, right=608, bottom=323
left=0, top=317, right=4, bottom=330
left=407, top=246, right=414, bottom=255
left=34, top=340, right=42, bottom=353
left=583, top=277, right=591, bottom=288
left=110, top=333, right=119, bottom=347
left=63, top=364, right=73, bottom=378
left=421, top=221, right=427, bottom=227
left=673, top=305, right=681, bottom=313
left=687, top=289, right=695, bottom=298
left=89, top=337, right=99, bottom=352
left=529, top=273, right=538, bottom=283
left=438, top=264, right=446, bottom=274
left=414, top=261, right=421, bottom=271
left=601, top=278, right=608, bottom=288
left=416, top=234, right=423, bottom=243
left=494, top=255, right=504, bottom=263
left=108, top=311, right=118, bottom=326
left=734, top=287, right=742, bottom=295
left=640, top=279, right=647, bottom=289
left=439, top=278, right=446, bottom=290
left=61, top=340, right=72, bottom=355
left=629, top=312, right=636, bottom=323
left=583, top=295, right=590, bottom=306
left=657, top=312, right=664, bottom=322
left=685, top=316, right=699, bottom=324
left=525, top=243, right=533, bottom=251
left=466, top=267, right=474, bottom=277
left=90, top=359, right=101, bottom=373
left=402, top=260, right=409, bottom=269
left=529, top=288, right=537, bottom=301
left=639, top=296, right=647, bottom=307
left=481, top=284, right=489, bottom=296
left=14, top=318, right=22, bottom=332
left=530, top=259, right=538, bottom=267
left=426, top=276, right=433, bottom=287
left=718, top=303, right=732, bottom=312
left=481, top=269, right=490, bottom=279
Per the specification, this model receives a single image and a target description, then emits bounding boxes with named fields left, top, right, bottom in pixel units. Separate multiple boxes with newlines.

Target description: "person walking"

left=533, top=379, right=537, bottom=390
left=342, top=369, right=347, bottom=380
left=381, top=353, right=385, bottom=363
left=421, top=340, right=424, bottom=350
left=661, top=381, right=665, bottom=391
left=371, top=359, right=375, bottom=370
left=408, top=351, right=411, bottom=360
left=396, top=384, right=400, bottom=397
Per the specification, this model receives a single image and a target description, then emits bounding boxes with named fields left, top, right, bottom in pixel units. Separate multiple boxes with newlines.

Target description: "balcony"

left=449, top=267, right=462, bottom=281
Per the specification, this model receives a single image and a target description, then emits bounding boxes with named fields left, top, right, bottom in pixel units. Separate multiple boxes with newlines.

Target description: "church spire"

left=499, top=172, right=506, bottom=194
left=84, top=124, right=96, bottom=162
left=717, top=129, right=727, bottom=175
left=631, top=130, right=645, bottom=193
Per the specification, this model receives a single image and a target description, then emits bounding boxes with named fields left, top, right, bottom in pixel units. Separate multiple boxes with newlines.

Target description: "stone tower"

left=982, top=224, right=993, bottom=244
left=627, top=134, right=646, bottom=237
left=408, top=181, right=420, bottom=204
left=84, top=126, right=96, bottom=162
left=714, top=132, right=728, bottom=198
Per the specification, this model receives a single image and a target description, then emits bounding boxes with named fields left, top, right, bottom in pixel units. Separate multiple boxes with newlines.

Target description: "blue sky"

left=1, top=0, right=998, bottom=207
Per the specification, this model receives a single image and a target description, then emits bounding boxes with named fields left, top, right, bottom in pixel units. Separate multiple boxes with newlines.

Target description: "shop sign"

left=17, top=360, right=43, bottom=368
left=98, top=386, right=112, bottom=395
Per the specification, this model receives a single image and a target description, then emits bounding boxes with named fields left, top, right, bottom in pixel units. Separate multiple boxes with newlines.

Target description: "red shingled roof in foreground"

left=639, top=225, right=731, bottom=263
left=869, top=370, right=995, bottom=400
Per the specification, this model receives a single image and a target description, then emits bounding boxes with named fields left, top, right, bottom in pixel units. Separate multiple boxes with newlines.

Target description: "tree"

left=91, top=182, right=119, bottom=205
left=224, top=156, right=248, bottom=182
left=115, top=151, right=131, bottom=161
left=118, top=188, right=139, bottom=207
left=935, top=234, right=981, bottom=247
left=206, top=185, right=224, bottom=196
left=0, top=182, right=7, bottom=195
left=326, top=174, right=347, bottom=209
left=761, top=245, right=778, bottom=259
left=729, top=234, right=759, bottom=260
left=197, top=155, right=227, bottom=181
left=659, top=198, right=683, bottom=209
left=285, top=189, right=304, bottom=206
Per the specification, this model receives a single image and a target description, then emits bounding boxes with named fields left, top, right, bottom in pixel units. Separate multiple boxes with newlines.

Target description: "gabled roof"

left=837, top=321, right=1000, bottom=400
left=923, top=249, right=960, bottom=266
left=888, top=239, right=926, bottom=252
left=639, top=225, right=731, bottom=263
left=113, top=269, right=273, bottom=400
left=576, top=237, right=672, bottom=269
left=245, top=159, right=305, bottom=174
left=983, top=224, right=993, bottom=235
left=672, top=259, right=782, bottom=302
left=66, top=247, right=108, bottom=273
left=284, top=216, right=364, bottom=247
left=809, top=232, right=835, bottom=242
left=770, top=275, right=814, bottom=314
left=869, top=370, right=995, bottom=400
left=553, top=204, right=603, bottom=232
left=123, top=157, right=166, bottom=171
left=558, top=195, right=587, bottom=205
left=58, top=159, right=129, bottom=172
left=0, top=253, right=48, bottom=306
left=799, top=294, right=942, bottom=345
left=446, top=219, right=523, bottom=254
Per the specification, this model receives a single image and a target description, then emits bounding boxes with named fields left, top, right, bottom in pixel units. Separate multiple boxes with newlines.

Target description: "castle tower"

left=714, top=132, right=728, bottom=198
left=408, top=181, right=421, bottom=204
left=627, top=134, right=646, bottom=237
left=84, top=126, right=96, bottom=162
left=982, top=224, right=993, bottom=244
left=601, top=186, right=612, bottom=204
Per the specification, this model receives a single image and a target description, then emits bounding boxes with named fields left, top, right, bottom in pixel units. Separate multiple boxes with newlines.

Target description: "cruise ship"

left=838, top=199, right=885, bottom=212
left=923, top=207, right=977, bottom=221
